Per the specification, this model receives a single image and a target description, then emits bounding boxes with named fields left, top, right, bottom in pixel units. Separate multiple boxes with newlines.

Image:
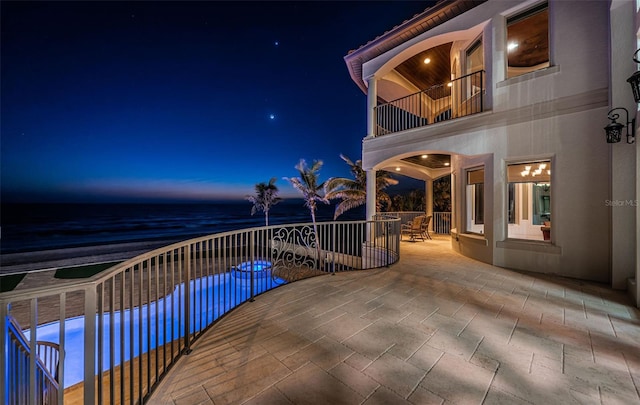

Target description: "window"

left=466, top=39, right=483, bottom=75
left=506, top=3, right=549, bottom=78
left=466, top=168, right=484, bottom=234
left=465, top=39, right=484, bottom=100
left=507, top=161, right=551, bottom=240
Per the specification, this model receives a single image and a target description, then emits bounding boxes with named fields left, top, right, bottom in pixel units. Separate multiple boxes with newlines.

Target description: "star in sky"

left=269, top=114, right=276, bottom=120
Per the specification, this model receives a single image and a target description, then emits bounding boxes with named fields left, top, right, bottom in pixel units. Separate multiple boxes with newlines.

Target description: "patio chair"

left=401, top=215, right=426, bottom=241
left=421, top=215, right=433, bottom=240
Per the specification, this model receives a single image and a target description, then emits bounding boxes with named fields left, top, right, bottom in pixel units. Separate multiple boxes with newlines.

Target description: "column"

left=426, top=178, right=434, bottom=231
left=366, top=169, right=377, bottom=221
left=366, top=75, right=377, bottom=137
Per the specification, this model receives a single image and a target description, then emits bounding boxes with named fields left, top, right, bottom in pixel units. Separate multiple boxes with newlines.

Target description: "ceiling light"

left=395, top=167, right=401, bottom=171
left=447, top=82, right=453, bottom=87
left=421, top=154, right=428, bottom=159
left=444, top=162, right=450, bottom=167
left=507, top=42, right=518, bottom=52
left=423, top=58, right=431, bottom=64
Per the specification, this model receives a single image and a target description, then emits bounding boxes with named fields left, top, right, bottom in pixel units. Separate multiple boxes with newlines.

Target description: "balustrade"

left=1, top=218, right=400, bottom=405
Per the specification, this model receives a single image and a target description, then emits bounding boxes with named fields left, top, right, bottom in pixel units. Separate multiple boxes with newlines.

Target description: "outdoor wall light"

left=604, top=107, right=635, bottom=144
left=627, top=49, right=640, bottom=103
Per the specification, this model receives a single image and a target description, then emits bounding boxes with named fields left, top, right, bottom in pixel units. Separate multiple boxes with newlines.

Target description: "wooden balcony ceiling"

left=395, top=42, right=453, bottom=92
left=403, top=153, right=450, bottom=169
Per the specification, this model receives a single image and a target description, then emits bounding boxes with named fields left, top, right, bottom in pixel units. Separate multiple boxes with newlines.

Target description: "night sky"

left=1, top=1, right=431, bottom=203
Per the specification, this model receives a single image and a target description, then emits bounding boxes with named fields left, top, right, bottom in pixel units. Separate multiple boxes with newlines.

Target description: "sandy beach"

left=0, top=238, right=185, bottom=276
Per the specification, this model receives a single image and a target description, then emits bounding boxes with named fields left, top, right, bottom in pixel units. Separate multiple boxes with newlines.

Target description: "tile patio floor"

left=150, top=235, right=640, bottom=405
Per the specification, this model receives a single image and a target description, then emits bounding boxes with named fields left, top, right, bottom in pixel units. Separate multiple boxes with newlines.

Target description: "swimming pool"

left=25, top=265, right=285, bottom=388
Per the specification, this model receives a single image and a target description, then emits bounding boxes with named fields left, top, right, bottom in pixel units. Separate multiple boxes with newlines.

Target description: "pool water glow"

left=24, top=267, right=285, bottom=388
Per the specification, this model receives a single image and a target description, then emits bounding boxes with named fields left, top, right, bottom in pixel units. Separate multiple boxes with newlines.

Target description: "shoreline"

left=0, top=238, right=185, bottom=275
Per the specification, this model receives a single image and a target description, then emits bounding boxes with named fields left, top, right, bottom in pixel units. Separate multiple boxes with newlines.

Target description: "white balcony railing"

left=380, top=212, right=451, bottom=234
left=433, top=212, right=452, bottom=234
left=1, top=217, right=400, bottom=405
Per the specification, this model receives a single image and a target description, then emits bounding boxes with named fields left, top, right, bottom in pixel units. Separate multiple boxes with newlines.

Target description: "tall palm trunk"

left=284, top=159, right=329, bottom=271
left=310, top=207, right=321, bottom=267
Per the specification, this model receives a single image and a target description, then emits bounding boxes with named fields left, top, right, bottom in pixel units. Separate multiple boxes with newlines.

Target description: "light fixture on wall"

left=627, top=49, right=640, bottom=103
left=603, top=49, right=638, bottom=144
left=604, top=107, right=635, bottom=144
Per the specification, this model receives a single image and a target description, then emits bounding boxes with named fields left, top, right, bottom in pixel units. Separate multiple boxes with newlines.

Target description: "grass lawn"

left=54, top=261, right=122, bottom=279
left=0, top=273, right=27, bottom=292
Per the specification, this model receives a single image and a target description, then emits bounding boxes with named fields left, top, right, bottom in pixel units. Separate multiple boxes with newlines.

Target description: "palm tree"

left=246, top=178, right=281, bottom=226
left=433, top=175, right=451, bottom=212
left=325, top=154, right=398, bottom=219
left=284, top=159, right=328, bottom=264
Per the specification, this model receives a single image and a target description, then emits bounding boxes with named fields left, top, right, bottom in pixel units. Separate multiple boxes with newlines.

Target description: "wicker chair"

left=401, top=215, right=426, bottom=241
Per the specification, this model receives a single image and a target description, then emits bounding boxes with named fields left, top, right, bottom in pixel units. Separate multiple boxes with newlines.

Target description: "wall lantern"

left=604, top=107, right=635, bottom=144
left=604, top=49, right=639, bottom=144
left=627, top=49, right=640, bottom=103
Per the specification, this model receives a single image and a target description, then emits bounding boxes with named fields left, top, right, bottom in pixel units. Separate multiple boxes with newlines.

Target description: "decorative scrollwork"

left=271, top=226, right=318, bottom=272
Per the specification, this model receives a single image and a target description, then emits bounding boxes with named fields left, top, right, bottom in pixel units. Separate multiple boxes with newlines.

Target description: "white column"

left=610, top=0, right=637, bottom=291
left=366, top=75, right=377, bottom=137
left=366, top=169, right=377, bottom=221
left=426, top=178, right=434, bottom=230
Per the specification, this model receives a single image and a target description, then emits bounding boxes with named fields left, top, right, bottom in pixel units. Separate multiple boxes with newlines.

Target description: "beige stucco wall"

left=360, top=0, right=627, bottom=283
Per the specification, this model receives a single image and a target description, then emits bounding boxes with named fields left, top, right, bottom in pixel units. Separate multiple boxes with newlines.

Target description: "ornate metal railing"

left=0, top=217, right=400, bottom=405
left=374, top=70, right=485, bottom=136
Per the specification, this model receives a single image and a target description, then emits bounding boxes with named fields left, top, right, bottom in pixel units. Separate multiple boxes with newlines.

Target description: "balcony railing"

left=374, top=70, right=485, bottom=136
left=433, top=212, right=452, bottom=234
left=381, top=211, right=451, bottom=234
left=1, top=217, right=400, bottom=405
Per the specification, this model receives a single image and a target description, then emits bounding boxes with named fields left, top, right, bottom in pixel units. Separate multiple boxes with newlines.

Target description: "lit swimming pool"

left=25, top=266, right=285, bottom=388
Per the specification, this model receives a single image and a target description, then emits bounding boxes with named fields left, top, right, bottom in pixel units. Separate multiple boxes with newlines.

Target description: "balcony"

left=1, top=218, right=401, bottom=405
left=3, top=215, right=639, bottom=404
left=374, top=70, right=485, bottom=136
left=150, top=237, right=640, bottom=404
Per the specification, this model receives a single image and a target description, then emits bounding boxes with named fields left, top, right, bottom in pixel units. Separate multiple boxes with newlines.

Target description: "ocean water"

left=0, top=200, right=365, bottom=254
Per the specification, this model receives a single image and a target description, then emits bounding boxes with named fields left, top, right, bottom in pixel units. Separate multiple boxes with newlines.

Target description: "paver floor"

left=150, top=236, right=640, bottom=405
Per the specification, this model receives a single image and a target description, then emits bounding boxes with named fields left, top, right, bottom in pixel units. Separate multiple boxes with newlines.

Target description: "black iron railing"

left=375, top=70, right=485, bottom=136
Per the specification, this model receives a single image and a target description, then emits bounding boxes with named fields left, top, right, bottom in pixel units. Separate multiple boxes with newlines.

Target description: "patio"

left=150, top=235, right=640, bottom=404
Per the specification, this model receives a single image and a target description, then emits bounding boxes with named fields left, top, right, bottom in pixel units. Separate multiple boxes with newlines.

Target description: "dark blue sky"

left=1, top=1, right=430, bottom=203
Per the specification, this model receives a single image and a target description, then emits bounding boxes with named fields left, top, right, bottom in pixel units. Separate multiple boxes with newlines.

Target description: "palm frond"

left=334, top=198, right=365, bottom=219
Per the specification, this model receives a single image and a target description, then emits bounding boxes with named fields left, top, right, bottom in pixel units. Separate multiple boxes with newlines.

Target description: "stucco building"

left=345, top=0, right=639, bottom=307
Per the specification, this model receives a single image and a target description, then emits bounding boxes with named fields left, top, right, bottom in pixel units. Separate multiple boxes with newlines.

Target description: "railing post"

left=83, top=287, right=96, bottom=405
left=183, top=245, right=192, bottom=355
left=29, top=298, right=37, bottom=405
left=386, top=221, right=390, bottom=267
left=480, top=70, right=484, bottom=112
left=250, top=231, right=256, bottom=301
left=1, top=302, right=7, bottom=405
left=331, top=223, right=336, bottom=275
left=58, top=293, right=66, bottom=405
